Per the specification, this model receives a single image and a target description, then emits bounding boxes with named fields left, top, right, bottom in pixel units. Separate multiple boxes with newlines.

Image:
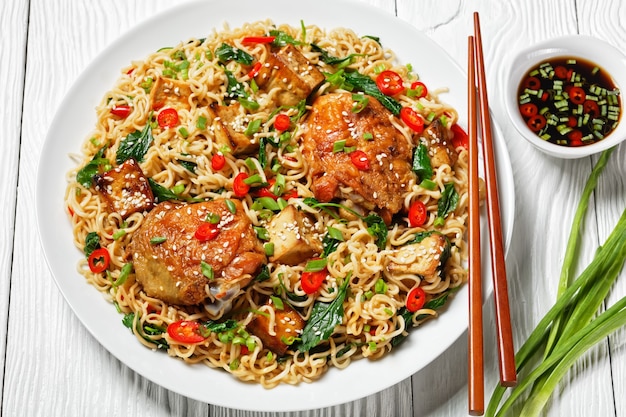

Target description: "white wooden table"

left=2, top=0, right=625, bottom=415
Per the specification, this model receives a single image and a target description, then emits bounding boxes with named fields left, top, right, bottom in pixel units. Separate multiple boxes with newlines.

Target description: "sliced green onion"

left=332, top=139, right=346, bottom=153
left=254, top=226, right=270, bottom=241
left=244, top=118, right=262, bottom=136
left=112, top=263, right=133, bottom=287
left=225, top=199, right=237, bottom=213
left=374, top=278, right=387, bottom=294
left=327, top=226, right=344, bottom=241
left=150, top=236, right=167, bottom=245
left=113, top=229, right=127, bottom=240
left=205, top=212, right=220, bottom=224
left=270, top=294, right=284, bottom=310
left=420, top=179, right=438, bottom=190
left=243, top=174, right=263, bottom=186
left=196, top=116, right=207, bottom=130
left=201, top=261, right=214, bottom=280
left=304, top=258, right=328, bottom=272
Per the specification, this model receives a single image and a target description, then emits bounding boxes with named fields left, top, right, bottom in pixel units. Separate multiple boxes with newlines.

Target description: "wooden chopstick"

left=467, top=35, right=484, bottom=416
left=473, top=12, right=517, bottom=387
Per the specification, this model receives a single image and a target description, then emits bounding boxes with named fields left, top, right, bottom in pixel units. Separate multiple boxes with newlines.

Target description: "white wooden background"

left=2, top=0, right=625, bottom=416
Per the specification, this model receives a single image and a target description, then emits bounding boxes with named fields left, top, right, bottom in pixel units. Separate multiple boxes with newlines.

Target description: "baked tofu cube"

left=149, top=76, right=192, bottom=111
left=210, top=102, right=258, bottom=155
left=255, top=44, right=324, bottom=107
left=94, top=158, right=154, bottom=219
left=246, top=299, right=305, bottom=356
left=386, top=234, right=450, bottom=276
left=266, top=205, right=322, bottom=265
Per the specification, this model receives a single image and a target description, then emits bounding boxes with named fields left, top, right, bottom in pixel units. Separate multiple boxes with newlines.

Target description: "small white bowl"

left=505, top=35, right=626, bottom=159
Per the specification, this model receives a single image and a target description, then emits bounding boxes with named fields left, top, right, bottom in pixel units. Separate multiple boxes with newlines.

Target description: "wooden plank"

left=577, top=3, right=626, bottom=417
left=7, top=0, right=208, bottom=416
left=0, top=0, right=28, bottom=405
left=399, top=0, right=619, bottom=416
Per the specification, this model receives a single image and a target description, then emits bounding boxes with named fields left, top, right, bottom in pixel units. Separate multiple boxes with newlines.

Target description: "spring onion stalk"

left=544, top=147, right=615, bottom=357
left=495, top=294, right=626, bottom=417
left=486, top=149, right=626, bottom=416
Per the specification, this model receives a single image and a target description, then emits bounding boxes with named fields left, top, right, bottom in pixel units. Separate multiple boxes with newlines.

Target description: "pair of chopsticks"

left=468, top=12, right=517, bottom=416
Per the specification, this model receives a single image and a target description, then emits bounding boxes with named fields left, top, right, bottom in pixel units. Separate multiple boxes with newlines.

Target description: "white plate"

left=36, top=0, right=515, bottom=411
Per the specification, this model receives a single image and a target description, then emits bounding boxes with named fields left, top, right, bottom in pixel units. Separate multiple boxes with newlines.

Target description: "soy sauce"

left=517, top=57, right=621, bottom=147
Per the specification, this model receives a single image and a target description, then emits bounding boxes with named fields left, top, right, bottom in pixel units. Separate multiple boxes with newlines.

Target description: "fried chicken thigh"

left=302, top=92, right=415, bottom=215
left=126, top=199, right=266, bottom=306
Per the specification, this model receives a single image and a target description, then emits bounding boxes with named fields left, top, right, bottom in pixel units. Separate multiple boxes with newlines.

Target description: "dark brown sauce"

left=517, top=56, right=621, bottom=147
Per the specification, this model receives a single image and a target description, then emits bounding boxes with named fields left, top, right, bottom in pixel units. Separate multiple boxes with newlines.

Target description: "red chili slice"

left=301, top=269, right=328, bottom=294
left=519, top=103, right=538, bottom=118
left=410, top=81, right=428, bottom=98
left=568, top=130, right=584, bottom=146
left=195, top=222, right=220, bottom=241
left=157, top=108, right=179, bottom=128
left=567, top=116, right=578, bottom=127
left=523, top=76, right=541, bottom=90
left=274, top=114, right=291, bottom=132
left=241, top=36, right=276, bottom=45
left=211, top=152, right=226, bottom=170
left=408, top=200, right=428, bottom=227
left=569, top=86, right=587, bottom=105
left=233, top=172, right=250, bottom=197
left=375, top=70, right=405, bottom=96
left=554, top=66, right=568, bottom=79
left=406, top=287, right=426, bottom=312
left=400, top=107, right=425, bottom=133
left=167, top=320, right=206, bottom=344
left=583, top=100, right=600, bottom=117
left=451, top=124, right=469, bottom=149
left=527, top=114, right=547, bottom=132
left=248, top=61, right=263, bottom=78
left=111, top=105, right=132, bottom=118
left=88, top=247, right=110, bottom=273
left=350, top=150, right=370, bottom=170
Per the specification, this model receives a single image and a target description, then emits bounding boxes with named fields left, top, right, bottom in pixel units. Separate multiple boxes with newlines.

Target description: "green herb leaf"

left=76, top=145, right=109, bottom=188
left=269, top=30, right=304, bottom=47
left=437, top=183, right=459, bottom=219
left=83, top=232, right=101, bottom=257
left=363, top=214, right=388, bottom=250
left=215, top=43, right=254, bottom=65
left=177, top=158, right=197, bottom=173
left=255, top=264, right=271, bottom=282
left=412, top=143, right=433, bottom=182
left=202, top=319, right=238, bottom=334
left=310, top=43, right=361, bottom=66
left=116, top=124, right=153, bottom=164
left=148, top=178, right=182, bottom=203
left=298, top=275, right=351, bottom=351
left=342, top=70, right=402, bottom=115
left=223, top=67, right=247, bottom=99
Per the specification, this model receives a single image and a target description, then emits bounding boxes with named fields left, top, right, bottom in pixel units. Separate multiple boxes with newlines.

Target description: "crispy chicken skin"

left=420, top=118, right=458, bottom=169
left=125, top=199, right=266, bottom=306
left=302, top=92, right=415, bottom=214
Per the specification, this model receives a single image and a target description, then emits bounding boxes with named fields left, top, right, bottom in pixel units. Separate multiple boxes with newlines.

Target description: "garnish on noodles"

left=65, top=20, right=472, bottom=387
